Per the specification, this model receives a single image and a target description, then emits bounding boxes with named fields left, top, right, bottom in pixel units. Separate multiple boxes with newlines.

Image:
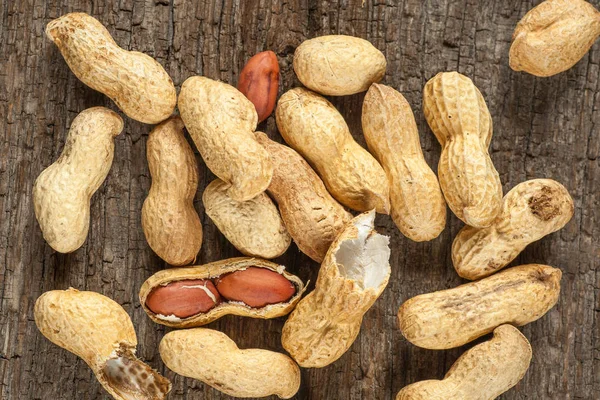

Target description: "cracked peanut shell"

left=160, top=328, right=300, bottom=399
left=509, top=0, right=600, bottom=77
left=35, top=288, right=171, bottom=400
left=398, top=264, right=561, bottom=350
left=33, top=107, right=123, bottom=253
left=362, top=83, right=446, bottom=241
left=46, top=13, right=176, bottom=124
left=203, top=178, right=291, bottom=259
left=453, top=179, right=574, bottom=280
left=423, top=71, right=503, bottom=228
left=396, top=324, right=532, bottom=400
left=142, top=116, right=203, bottom=266
left=293, top=35, right=386, bottom=96
left=139, top=257, right=306, bottom=328
left=179, top=76, right=273, bottom=202
left=282, top=210, right=391, bottom=368
left=276, top=87, right=390, bottom=214
left=255, top=132, right=352, bottom=262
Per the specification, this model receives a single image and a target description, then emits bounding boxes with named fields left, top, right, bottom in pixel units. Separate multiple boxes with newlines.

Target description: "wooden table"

left=1, top=0, right=599, bottom=399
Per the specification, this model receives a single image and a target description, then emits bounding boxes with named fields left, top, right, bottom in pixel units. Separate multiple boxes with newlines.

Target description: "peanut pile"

left=32, top=1, right=595, bottom=398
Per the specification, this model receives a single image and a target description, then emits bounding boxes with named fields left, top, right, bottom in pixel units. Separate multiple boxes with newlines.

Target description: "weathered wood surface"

left=1, top=0, right=599, bottom=399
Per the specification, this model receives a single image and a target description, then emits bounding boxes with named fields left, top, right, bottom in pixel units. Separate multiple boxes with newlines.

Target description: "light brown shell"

left=160, top=328, right=300, bottom=399
left=396, top=324, right=532, bottom=400
left=293, top=35, right=386, bottom=96
left=203, top=178, right=291, bottom=259
left=362, top=83, right=446, bottom=241
left=33, top=107, right=123, bottom=253
left=398, top=264, right=561, bottom=350
left=45, top=13, right=176, bottom=124
left=453, top=179, right=574, bottom=280
left=178, top=76, right=273, bottom=201
left=141, top=117, right=203, bottom=266
left=35, top=288, right=171, bottom=400
left=254, top=132, right=352, bottom=262
left=423, top=71, right=503, bottom=228
left=509, top=0, right=600, bottom=77
left=139, top=257, right=306, bottom=328
left=276, top=87, right=390, bottom=214
left=282, top=211, right=391, bottom=368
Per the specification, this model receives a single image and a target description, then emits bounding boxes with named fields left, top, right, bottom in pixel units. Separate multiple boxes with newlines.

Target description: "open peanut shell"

left=139, top=257, right=307, bottom=328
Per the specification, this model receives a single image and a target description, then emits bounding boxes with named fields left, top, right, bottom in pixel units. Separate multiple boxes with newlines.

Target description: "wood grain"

left=1, top=0, right=599, bottom=399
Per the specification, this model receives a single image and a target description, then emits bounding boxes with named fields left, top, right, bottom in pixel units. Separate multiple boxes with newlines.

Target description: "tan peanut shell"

left=396, top=324, right=532, bottom=400
left=203, top=178, right=291, bottom=259
left=160, top=328, right=300, bottom=399
left=453, top=179, right=574, bottom=280
left=254, top=132, right=352, bottom=262
left=142, top=117, right=202, bottom=266
left=46, top=13, right=176, bottom=124
left=276, top=87, right=390, bottom=214
left=35, top=288, right=171, bottom=400
left=362, top=83, right=446, bottom=241
left=423, top=71, right=503, bottom=228
left=398, top=264, right=561, bottom=350
left=293, top=35, right=386, bottom=96
left=282, top=211, right=391, bottom=368
left=178, top=76, right=273, bottom=201
left=509, top=0, right=600, bottom=77
left=33, top=107, right=123, bottom=253
left=140, top=257, right=306, bottom=328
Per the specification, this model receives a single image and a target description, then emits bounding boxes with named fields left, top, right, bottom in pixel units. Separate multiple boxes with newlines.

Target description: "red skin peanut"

left=215, top=267, right=296, bottom=308
left=238, top=50, right=280, bottom=122
left=145, top=279, right=220, bottom=318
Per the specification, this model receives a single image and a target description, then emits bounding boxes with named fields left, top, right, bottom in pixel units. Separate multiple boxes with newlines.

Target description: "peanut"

left=362, top=83, right=447, bottom=241
left=453, top=179, right=574, bottom=280
left=203, top=178, right=291, bottom=259
left=160, top=328, right=300, bottom=399
left=398, top=264, right=561, bottom=350
left=423, top=71, right=503, bottom=228
left=510, top=0, right=600, bottom=77
left=45, top=13, right=176, bottom=124
left=238, top=50, right=280, bottom=122
left=33, top=107, right=123, bottom=253
left=145, top=279, right=221, bottom=318
left=282, top=211, right=391, bottom=368
left=178, top=76, right=273, bottom=201
left=35, top=288, right=171, bottom=399
left=276, top=87, right=390, bottom=214
left=216, top=267, right=296, bottom=308
left=142, top=117, right=203, bottom=266
left=254, top=132, right=352, bottom=262
left=140, top=257, right=306, bottom=328
left=293, top=35, right=386, bottom=96
left=396, top=325, right=532, bottom=400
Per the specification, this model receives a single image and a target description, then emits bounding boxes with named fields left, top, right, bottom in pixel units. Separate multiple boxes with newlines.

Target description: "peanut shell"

left=142, top=116, right=203, bottom=266
left=398, top=264, right=561, bottom=350
left=509, top=0, right=600, bottom=77
left=33, top=107, right=123, bottom=253
left=35, top=288, right=171, bottom=400
left=453, top=179, right=574, bottom=280
left=203, top=178, right=291, bottom=259
left=178, top=76, right=273, bottom=201
left=46, top=13, right=176, bottom=124
left=160, top=328, right=300, bottom=399
left=396, top=324, right=532, bottom=400
left=255, top=132, right=352, bottom=262
left=282, top=210, right=391, bottom=368
left=139, top=257, right=306, bottom=328
left=293, top=35, right=386, bottom=95
left=423, top=71, right=502, bottom=228
left=362, top=83, right=446, bottom=241
left=276, top=87, right=390, bottom=214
